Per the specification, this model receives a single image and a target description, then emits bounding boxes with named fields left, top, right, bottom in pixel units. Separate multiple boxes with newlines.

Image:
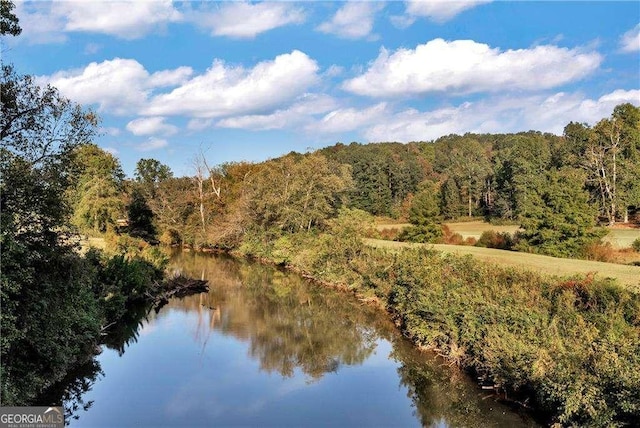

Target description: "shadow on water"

left=46, top=251, right=537, bottom=427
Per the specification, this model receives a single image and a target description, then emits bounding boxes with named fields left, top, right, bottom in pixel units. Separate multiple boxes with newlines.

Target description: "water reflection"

left=162, top=252, right=536, bottom=427
left=165, top=252, right=383, bottom=381
left=56, top=251, right=536, bottom=427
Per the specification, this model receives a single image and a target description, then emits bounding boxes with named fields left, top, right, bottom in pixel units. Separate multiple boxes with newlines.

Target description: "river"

left=59, top=252, right=537, bottom=427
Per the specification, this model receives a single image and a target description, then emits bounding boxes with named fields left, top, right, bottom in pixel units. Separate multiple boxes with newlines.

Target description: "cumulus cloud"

left=43, top=58, right=192, bottom=115
left=126, top=117, right=178, bottom=136
left=362, top=89, right=640, bottom=142
left=216, top=93, right=337, bottom=130
left=317, top=2, right=384, bottom=40
left=41, top=51, right=320, bottom=123
left=144, top=50, right=320, bottom=118
left=14, top=1, right=67, bottom=44
left=194, top=2, right=304, bottom=39
left=307, top=103, right=389, bottom=134
left=15, top=0, right=182, bottom=43
left=343, top=39, right=602, bottom=97
left=58, top=0, right=182, bottom=38
left=408, top=0, right=491, bottom=22
left=620, top=24, right=640, bottom=53
left=391, top=0, right=491, bottom=27
left=137, top=137, right=169, bottom=152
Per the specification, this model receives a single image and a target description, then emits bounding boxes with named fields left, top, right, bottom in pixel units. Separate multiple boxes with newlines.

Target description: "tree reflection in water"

left=166, top=252, right=536, bottom=427
left=165, top=252, right=384, bottom=381
left=49, top=251, right=536, bottom=427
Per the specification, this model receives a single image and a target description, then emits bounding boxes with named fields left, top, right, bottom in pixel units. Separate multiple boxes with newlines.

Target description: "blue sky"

left=4, top=1, right=639, bottom=177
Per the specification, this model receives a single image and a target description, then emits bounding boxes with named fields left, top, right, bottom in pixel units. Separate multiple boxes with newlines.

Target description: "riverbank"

left=233, top=222, right=640, bottom=427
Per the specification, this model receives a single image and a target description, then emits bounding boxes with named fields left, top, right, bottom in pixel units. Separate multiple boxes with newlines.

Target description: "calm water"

left=62, top=252, right=537, bottom=427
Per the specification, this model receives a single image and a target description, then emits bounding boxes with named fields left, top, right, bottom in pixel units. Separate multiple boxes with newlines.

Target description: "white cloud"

left=215, top=93, right=337, bottom=130
left=42, top=59, right=194, bottom=115
left=144, top=50, right=320, bottom=118
left=391, top=0, right=491, bottom=27
left=317, top=2, right=384, bottom=40
left=343, top=39, right=602, bottom=97
left=194, top=2, right=304, bottom=39
left=45, top=59, right=152, bottom=115
left=620, top=24, right=640, bottom=53
left=41, top=51, right=320, bottom=123
left=14, top=1, right=67, bottom=44
left=406, top=0, right=491, bottom=22
left=137, top=137, right=169, bottom=152
left=187, top=119, right=214, bottom=132
left=362, top=89, right=640, bottom=142
left=147, top=67, right=194, bottom=87
left=126, top=117, right=178, bottom=136
left=307, top=103, right=388, bottom=134
left=15, top=0, right=182, bottom=43
left=100, top=127, right=121, bottom=137
left=103, top=147, right=119, bottom=155
left=55, top=0, right=182, bottom=39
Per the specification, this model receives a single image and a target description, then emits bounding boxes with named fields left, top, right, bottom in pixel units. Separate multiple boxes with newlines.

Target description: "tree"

left=570, top=104, right=640, bottom=225
left=1, top=0, right=21, bottom=36
left=434, top=137, right=491, bottom=218
left=127, top=187, right=156, bottom=241
left=69, top=144, right=125, bottom=234
left=408, top=182, right=441, bottom=225
left=492, top=134, right=551, bottom=220
left=247, top=153, right=353, bottom=233
left=134, top=158, right=173, bottom=198
left=516, top=168, right=605, bottom=258
left=1, top=64, right=101, bottom=404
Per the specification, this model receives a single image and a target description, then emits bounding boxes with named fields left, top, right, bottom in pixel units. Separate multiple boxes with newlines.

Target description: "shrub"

left=475, top=230, right=515, bottom=250
left=378, top=227, right=400, bottom=241
left=632, top=237, right=640, bottom=252
left=584, top=242, right=616, bottom=262
left=397, top=223, right=442, bottom=243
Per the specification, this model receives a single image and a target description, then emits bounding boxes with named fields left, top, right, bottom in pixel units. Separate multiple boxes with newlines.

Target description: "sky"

left=3, top=1, right=640, bottom=177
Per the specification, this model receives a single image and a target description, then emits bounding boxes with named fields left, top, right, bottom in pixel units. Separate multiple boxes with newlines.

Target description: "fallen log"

left=144, top=275, right=209, bottom=311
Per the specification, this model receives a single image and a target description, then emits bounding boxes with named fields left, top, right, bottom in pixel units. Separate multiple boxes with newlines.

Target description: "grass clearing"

left=603, top=228, right=640, bottom=248
left=377, top=220, right=640, bottom=248
left=365, top=238, right=640, bottom=291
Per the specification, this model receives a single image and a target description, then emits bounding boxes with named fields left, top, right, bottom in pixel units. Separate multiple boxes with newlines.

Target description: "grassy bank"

left=235, top=215, right=640, bottom=427
left=366, top=239, right=640, bottom=292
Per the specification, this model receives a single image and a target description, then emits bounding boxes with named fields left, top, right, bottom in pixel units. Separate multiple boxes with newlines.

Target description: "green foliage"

left=247, top=152, right=352, bottom=233
left=127, top=187, right=156, bottom=241
left=234, top=221, right=640, bottom=426
left=0, top=0, right=21, bottom=36
left=69, top=144, right=125, bottom=234
left=390, top=249, right=640, bottom=427
left=398, top=224, right=442, bottom=244
left=632, top=237, right=640, bottom=252
left=475, top=230, right=516, bottom=250
left=135, top=158, right=173, bottom=187
left=517, top=168, right=606, bottom=258
left=0, top=63, right=164, bottom=406
left=408, top=182, right=441, bottom=225
left=321, top=142, right=426, bottom=216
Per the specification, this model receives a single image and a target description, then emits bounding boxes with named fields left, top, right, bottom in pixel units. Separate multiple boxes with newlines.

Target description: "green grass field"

left=377, top=220, right=640, bottom=248
left=364, top=238, right=640, bottom=291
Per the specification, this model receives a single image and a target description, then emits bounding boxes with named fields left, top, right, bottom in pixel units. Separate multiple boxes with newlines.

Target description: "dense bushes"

left=235, top=226, right=640, bottom=427
left=0, top=239, right=164, bottom=406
